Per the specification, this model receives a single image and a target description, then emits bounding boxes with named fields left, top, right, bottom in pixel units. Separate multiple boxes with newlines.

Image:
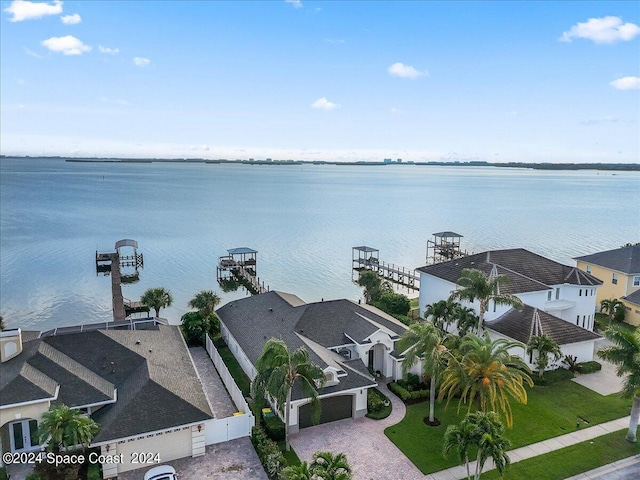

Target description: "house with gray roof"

left=216, top=291, right=419, bottom=433
left=574, top=244, right=640, bottom=325
left=0, top=322, right=214, bottom=478
left=417, top=248, right=603, bottom=367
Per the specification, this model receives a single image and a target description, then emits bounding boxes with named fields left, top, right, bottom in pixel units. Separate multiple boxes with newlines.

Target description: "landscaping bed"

left=366, top=387, right=392, bottom=420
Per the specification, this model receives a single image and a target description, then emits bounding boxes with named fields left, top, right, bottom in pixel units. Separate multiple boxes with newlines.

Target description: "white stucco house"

left=216, top=291, right=421, bottom=433
left=416, top=248, right=603, bottom=369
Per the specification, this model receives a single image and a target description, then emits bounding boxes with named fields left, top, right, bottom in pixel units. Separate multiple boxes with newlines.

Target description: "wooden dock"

left=217, top=247, right=270, bottom=295
left=96, top=239, right=146, bottom=321
left=352, top=246, right=420, bottom=291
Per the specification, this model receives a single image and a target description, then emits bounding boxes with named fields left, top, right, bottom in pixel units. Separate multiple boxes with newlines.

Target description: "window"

left=556, top=288, right=560, bottom=300
left=586, top=265, right=591, bottom=274
left=547, top=291, right=552, bottom=301
left=582, top=315, right=586, bottom=328
left=576, top=315, right=580, bottom=325
left=634, top=276, right=640, bottom=287
left=579, top=289, right=582, bottom=297
left=612, top=273, right=618, bottom=285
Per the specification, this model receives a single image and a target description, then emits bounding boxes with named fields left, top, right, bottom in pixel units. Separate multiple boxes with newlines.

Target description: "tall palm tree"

left=401, top=321, right=449, bottom=424
left=454, top=305, right=479, bottom=336
left=526, top=334, right=562, bottom=378
left=188, top=290, right=221, bottom=319
left=600, top=298, right=625, bottom=326
left=444, top=411, right=511, bottom=480
left=141, top=287, right=173, bottom=318
left=424, top=299, right=459, bottom=332
left=450, top=268, right=523, bottom=333
left=310, top=451, right=352, bottom=480
left=252, top=338, right=326, bottom=451
left=439, top=332, right=533, bottom=428
left=597, top=326, right=640, bottom=442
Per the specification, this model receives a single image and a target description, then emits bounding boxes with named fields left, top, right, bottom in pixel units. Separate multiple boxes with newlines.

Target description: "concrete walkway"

left=565, top=454, right=640, bottom=479
left=290, top=381, right=424, bottom=480
left=426, top=417, right=631, bottom=480
left=190, top=346, right=237, bottom=418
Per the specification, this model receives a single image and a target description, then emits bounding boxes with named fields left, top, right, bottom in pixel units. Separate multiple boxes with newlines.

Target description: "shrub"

left=1, top=468, right=11, bottom=480
left=614, top=305, right=626, bottom=323
left=25, top=474, right=43, bottom=480
left=372, top=292, right=411, bottom=316
left=251, top=426, right=285, bottom=480
left=577, top=361, right=602, bottom=374
left=367, top=388, right=387, bottom=413
left=389, top=381, right=430, bottom=403
left=562, top=354, right=579, bottom=372
left=532, top=368, right=574, bottom=386
left=262, top=414, right=286, bottom=441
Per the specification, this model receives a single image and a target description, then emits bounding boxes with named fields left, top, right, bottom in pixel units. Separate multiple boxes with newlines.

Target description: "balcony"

left=544, top=299, right=576, bottom=311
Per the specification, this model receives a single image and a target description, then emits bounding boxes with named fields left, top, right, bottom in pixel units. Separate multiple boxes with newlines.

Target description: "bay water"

left=1, top=158, right=638, bottom=331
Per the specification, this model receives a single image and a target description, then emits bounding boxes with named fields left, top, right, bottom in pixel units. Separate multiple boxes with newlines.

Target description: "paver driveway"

left=289, top=382, right=423, bottom=480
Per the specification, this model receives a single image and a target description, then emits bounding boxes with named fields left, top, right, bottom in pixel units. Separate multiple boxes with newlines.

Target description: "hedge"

left=251, top=426, right=285, bottom=480
left=532, top=368, right=575, bottom=386
left=578, top=361, right=602, bottom=374
left=389, top=381, right=430, bottom=403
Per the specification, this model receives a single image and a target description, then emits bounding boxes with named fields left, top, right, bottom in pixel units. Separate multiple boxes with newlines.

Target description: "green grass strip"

left=481, top=429, right=640, bottom=480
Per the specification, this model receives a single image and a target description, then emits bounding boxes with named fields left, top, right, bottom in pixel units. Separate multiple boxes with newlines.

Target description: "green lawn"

left=214, top=339, right=252, bottom=397
left=481, top=430, right=640, bottom=480
left=278, top=441, right=302, bottom=467
left=385, top=380, right=632, bottom=474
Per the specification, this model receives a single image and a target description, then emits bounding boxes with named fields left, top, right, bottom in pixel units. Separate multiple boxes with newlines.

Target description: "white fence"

left=204, top=335, right=255, bottom=445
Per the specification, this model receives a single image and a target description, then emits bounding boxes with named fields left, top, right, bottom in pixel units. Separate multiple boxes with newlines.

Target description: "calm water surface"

left=1, top=158, right=638, bottom=330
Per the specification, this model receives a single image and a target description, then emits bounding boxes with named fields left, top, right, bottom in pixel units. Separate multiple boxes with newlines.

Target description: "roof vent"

left=135, top=340, right=141, bottom=345
left=269, top=308, right=273, bottom=312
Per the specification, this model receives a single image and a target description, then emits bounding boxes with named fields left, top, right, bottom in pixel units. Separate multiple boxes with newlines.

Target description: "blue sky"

left=1, top=1, right=638, bottom=163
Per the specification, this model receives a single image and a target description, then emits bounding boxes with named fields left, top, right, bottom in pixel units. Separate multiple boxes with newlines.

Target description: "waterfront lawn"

left=385, top=380, right=632, bottom=474
left=481, top=430, right=640, bottom=480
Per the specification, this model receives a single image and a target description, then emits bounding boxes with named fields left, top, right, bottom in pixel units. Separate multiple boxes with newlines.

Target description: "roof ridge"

left=490, top=263, right=551, bottom=288
left=20, top=363, right=58, bottom=397
left=39, top=341, right=115, bottom=399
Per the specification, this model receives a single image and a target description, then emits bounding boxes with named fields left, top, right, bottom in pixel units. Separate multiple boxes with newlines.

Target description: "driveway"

left=289, top=382, right=423, bottom=480
left=118, top=437, right=267, bottom=480
left=572, top=339, right=625, bottom=396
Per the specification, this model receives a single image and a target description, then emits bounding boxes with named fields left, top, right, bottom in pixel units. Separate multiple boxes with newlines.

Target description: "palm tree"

left=310, top=451, right=352, bottom=480
left=526, top=334, right=562, bottom=378
left=0, top=315, right=6, bottom=331
left=424, top=299, right=459, bottom=332
left=188, top=290, right=221, bottom=319
left=439, top=332, right=533, bottom=428
left=281, top=461, right=313, bottom=480
left=36, top=404, right=100, bottom=480
left=141, top=287, right=173, bottom=318
left=450, top=268, right=523, bottom=333
left=597, top=326, right=640, bottom=442
left=600, top=298, right=625, bottom=326
left=401, top=321, right=449, bottom=424
left=444, top=411, right=511, bottom=480
left=251, top=338, right=326, bottom=451
left=454, top=305, right=479, bottom=336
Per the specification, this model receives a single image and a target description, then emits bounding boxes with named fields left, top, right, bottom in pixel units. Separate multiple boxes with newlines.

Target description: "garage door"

left=298, top=394, right=353, bottom=429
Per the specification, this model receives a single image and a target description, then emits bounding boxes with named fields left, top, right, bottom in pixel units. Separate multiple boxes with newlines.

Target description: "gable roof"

left=0, top=325, right=213, bottom=443
left=574, top=245, right=640, bottom=275
left=417, top=248, right=602, bottom=293
left=486, top=305, right=601, bottom=346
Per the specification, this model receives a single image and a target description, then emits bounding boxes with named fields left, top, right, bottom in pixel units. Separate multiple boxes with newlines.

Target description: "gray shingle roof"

left=0, top=325, right=213, bottom=443
left=417, top=248, right=602, bottom=293
left=575, top=245, right=640, bottom=275
left=486, top=305, right=601, bottom=346
left=216, top=291, right=399, bottom=397
left=622, top=289, right=640, bottom=307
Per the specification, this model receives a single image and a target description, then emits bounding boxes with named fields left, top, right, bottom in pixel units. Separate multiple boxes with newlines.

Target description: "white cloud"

left=24, top=48, right=43, bottom=58
left=285, top=0, right=303, bottom=8
left=133, top=57, right=150, bottom=67
left=610, top=76, right=640, bottom=90
left=98, top=45, right=119, bottom=54
left=325, top=38, right=346, bottom=44
left=388, top=62, right=428, bottom=79
left=99, top=96, right=130, bottom=106
left=41, top=35, right=91, bottom=55
left=560, top=16, right=640, bottom=44
left=5, top=0, right=62, bottom=22
left=61, top=13, right=81, bottom=24
left=311, top=97, right=339, bottom=111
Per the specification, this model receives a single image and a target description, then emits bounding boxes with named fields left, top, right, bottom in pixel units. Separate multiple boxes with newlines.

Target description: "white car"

left=143, top=465, right=178, bottom=480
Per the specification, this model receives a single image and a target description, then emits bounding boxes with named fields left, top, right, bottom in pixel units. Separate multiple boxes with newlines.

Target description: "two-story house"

left=417, top=248, right=602, bottom=369
left=574, top=244, right=640, bottom=325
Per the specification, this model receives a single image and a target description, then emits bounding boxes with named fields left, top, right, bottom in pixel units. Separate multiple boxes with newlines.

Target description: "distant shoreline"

left=1, top=156, right=639, bottom=171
